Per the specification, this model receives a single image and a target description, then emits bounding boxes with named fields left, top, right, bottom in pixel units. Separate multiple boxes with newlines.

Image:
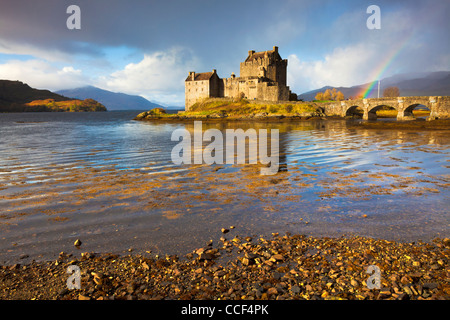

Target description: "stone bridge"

left=320, top=96, right=450, bottom=120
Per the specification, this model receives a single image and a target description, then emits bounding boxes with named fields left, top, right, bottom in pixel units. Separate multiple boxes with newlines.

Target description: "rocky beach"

left=1, top=231, right=449, bottom=300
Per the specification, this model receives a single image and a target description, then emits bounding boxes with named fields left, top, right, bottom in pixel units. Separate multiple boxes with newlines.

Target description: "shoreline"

left=134, top=112, right=450, bottom=130
left=1, top=232, right=448, bottom=300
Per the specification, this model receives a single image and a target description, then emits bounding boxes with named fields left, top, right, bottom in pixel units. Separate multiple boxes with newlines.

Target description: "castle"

left=185, top=46, right=292, bottom=110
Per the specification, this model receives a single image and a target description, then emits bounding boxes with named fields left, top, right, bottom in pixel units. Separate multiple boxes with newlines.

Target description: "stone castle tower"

left=185, top=46, right=291, bottom=110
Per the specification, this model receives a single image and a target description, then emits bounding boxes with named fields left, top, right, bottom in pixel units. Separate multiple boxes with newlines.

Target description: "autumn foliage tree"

left=383, top=86, right=400, bottom=97
left=315, top=88, right=345, bottom=101
left=315, top=92, right=323, bottom=100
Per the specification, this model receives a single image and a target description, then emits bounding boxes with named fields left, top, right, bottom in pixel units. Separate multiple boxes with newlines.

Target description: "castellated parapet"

left=185, top=46, right=291, bottom=110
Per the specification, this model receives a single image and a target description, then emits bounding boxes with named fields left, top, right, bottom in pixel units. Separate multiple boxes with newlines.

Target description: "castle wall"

left=209, top=73, right=222, bottom=98
left=185, top=80, right=210, bottom=111
left=240, top=59, right=266, bottom=79
left=221, top=77, right=290, bottom=102
left=259, top=83, right=290, bottom=101
left=275, top=60, right=287, bottom=86
left=240, top=57, right=287, bottom=85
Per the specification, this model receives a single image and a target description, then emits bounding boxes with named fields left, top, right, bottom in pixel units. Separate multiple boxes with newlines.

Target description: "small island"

left=22, top=98, right=107, bottom=112
left=134, top=97, right=325, bottom=121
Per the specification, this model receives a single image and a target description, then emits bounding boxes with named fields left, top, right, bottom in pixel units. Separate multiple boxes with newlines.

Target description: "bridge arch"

left=367, top=103, right=398, bottom=114
left=402, top=103, right=430, bottom=120
left=345, top=105, right=364, bottom=118
left=404, top=103, right=430, bottom=113
left=366, top=104, right=398, bottom=120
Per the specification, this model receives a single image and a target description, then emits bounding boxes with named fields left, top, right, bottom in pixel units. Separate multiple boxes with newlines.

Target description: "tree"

left=331, top=88, right=338, bottom=100
left=336, top=91, right=345, bottom=101
left=383, top=86, right=400, bottom=97
left=315, top=92, right=323, bottom=101
left=322, top=89, right=331, bottom=101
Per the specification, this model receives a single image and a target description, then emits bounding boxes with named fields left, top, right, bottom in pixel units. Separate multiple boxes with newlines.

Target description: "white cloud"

left=58, top=66, right=82, bottom=75
left=97, top=47, right=199, bottom=105
left=0, top=59, right=87, bottom=90
left=0, top=39, right=71, bottom=62
left=288, top=42, right=379, bottom=93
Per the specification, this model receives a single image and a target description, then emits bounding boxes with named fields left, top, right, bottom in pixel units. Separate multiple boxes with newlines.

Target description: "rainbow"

left=356, top=34, right=413, bottom=99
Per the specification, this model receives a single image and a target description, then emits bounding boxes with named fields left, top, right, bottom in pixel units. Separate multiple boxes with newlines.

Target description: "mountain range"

left=56, top=86, right=165, bottom=111
left=298, top=71, right=450, bottom=101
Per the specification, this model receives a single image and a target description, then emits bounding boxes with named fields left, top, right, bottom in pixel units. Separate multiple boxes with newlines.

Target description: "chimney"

left=189, top=71, right=195, bottom=80
left=212, top=69, right=216, bottom=74
left=248, top=50, right=255, bottom=56
left=273, top=46, right=278, bottom=53
left=231, top=72, right=235, bottom=79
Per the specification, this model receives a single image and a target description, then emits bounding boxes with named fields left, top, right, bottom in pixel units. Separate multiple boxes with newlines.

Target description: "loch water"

left=0, top=111, right=449, bottom=264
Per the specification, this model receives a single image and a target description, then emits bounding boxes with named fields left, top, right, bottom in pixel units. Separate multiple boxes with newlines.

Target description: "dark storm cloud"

left=0, top=0, right=309, bottom=59
left=1, top=0, right=448, bottom=64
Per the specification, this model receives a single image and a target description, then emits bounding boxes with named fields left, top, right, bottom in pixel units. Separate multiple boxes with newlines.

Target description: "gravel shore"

left=1, top=232, right=448, bottom=300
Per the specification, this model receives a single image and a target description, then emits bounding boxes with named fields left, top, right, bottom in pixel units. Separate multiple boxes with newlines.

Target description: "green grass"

left=185, top=98, right=317, bottom=117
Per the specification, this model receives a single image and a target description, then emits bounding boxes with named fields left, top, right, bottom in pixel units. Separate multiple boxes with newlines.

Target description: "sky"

left=0, top=0, right=449, bottom=106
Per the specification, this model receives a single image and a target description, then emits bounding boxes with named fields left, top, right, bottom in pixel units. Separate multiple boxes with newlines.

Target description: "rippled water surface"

left=0, top=112, right=449, bottom=264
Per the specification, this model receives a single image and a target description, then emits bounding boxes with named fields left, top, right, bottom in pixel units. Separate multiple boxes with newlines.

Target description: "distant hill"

left=56, top=86, right=165, bottom=111
left=0, top=80, right=106, bottom=112
left=298, top=71, right=450, bottom=101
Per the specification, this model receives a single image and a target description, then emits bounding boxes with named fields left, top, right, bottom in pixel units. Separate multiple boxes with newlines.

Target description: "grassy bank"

left=134, top=98, right=323, bottom=121
left=189, top=98, right=317, bottom=116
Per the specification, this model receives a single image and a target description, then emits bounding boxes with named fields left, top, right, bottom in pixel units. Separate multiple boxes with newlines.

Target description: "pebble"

left=267, top=287, right=278, bottom=295
left=291, top=285, right=301, bottom=294
left=272, top=254, right=284, bottom=261
left=1, top=234, right=448, bottom=300
left=74, top=239, right=82, bottom=247
left=403, top=286, right=413, bottom=296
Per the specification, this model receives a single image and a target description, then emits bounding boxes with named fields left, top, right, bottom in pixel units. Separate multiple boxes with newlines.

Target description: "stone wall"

left=239, top=56, right=287, bottom=86
left=221, top=77, right=290, bottom=102
left=240, top=60, right=266, bottom=79
left=185, top=80, right=210, bottom=111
